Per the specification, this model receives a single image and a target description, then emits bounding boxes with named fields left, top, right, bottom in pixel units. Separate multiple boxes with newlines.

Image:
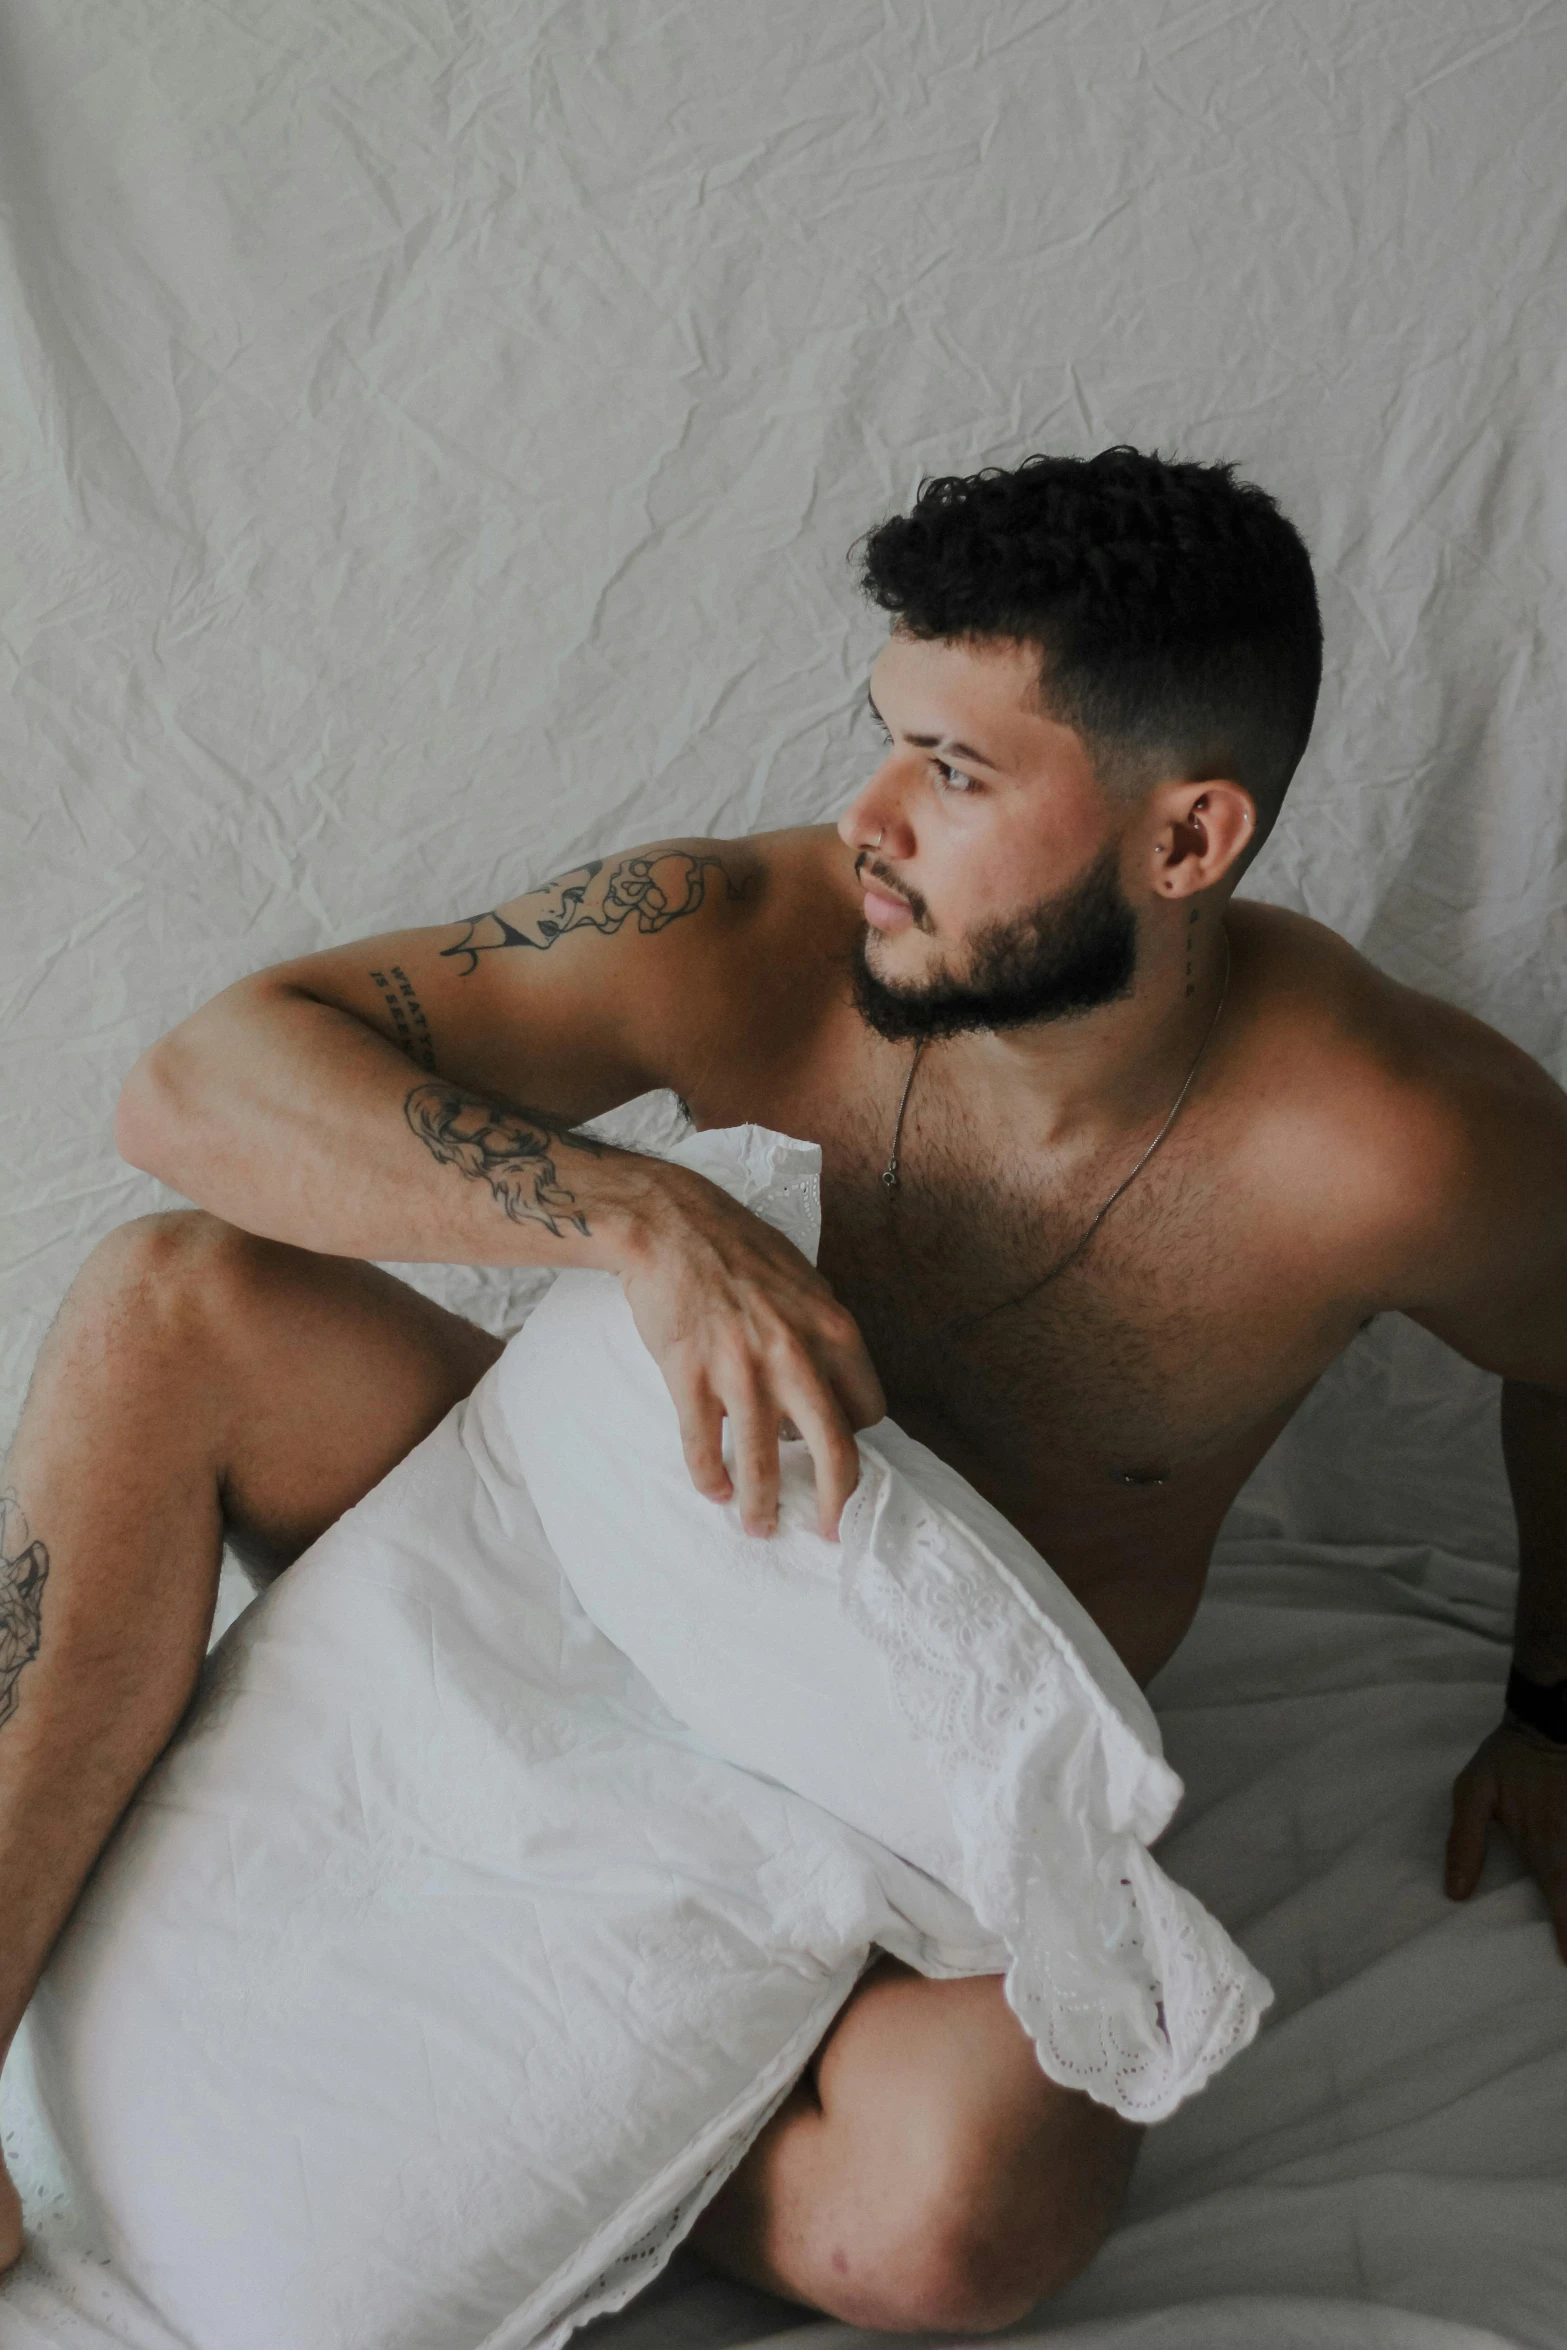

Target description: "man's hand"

left=620, top=1169, right=886, bottom=1540
left=1446, top=1718, right=1567, bottom=1959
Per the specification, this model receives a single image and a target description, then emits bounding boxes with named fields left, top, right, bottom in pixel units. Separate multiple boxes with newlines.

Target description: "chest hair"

left=814, top=1090, right=1256, bottom=1475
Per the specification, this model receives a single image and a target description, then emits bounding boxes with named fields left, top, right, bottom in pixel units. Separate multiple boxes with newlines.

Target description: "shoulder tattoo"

left=439, top=850, right=740, bottom=977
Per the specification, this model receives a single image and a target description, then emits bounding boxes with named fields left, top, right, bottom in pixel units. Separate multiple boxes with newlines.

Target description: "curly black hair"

left=857, top=447, right=1322, bottom=836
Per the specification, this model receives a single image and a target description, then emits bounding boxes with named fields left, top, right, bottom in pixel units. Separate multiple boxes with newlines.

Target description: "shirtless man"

left=5, top=448, right=1567, bottom=2334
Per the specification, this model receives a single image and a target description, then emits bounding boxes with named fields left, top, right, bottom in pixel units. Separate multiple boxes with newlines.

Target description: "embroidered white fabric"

left=505, top=1122, right=1272, bottom=2120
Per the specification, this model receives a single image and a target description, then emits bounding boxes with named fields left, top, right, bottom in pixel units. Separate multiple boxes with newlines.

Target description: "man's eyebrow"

left=865, top=686, right=1004, bottom=771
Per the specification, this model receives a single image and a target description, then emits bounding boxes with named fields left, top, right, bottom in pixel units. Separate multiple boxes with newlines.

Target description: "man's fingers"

left=677, top=1385, right=732, bottom=1505
left=725, top=1379, right=782, bottom=1538
left=1512, top=1798, right=1567, bottom=1964
left=1444, top=1776, right=1492, bottom=1900
left=815, top=1310, right=886, bottom=1432
left=837, top=1359, right=888, bottom=1435
left=782, top=1382, right=864, bottom=1540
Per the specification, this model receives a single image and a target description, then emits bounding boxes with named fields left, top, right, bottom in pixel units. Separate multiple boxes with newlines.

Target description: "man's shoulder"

left=495, top=825, right=857, bottom=976
left=679, top=824, right=863, bottom=981
left=1231, top=897, right=1567, bottom=1279
left=1233, top=895, right=1560, bottom=1127
left=729, top=823, right=864, bottom=924
left=586, top=825, right=862, bottom=1085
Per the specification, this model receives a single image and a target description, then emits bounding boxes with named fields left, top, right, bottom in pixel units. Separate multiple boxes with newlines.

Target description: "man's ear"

left=1147, top=781, right=1256, bottom=896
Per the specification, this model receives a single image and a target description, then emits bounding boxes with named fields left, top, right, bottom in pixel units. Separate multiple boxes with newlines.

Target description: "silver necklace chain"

left=881, top=929, right=1232, bottom=1330
left=879, top=1047, right=925, bottom=1194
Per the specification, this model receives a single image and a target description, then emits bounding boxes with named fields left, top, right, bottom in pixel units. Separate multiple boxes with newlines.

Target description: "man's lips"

left=861, top=880, right=915, bottom=931
left=857, top=858, right=918, bottom=931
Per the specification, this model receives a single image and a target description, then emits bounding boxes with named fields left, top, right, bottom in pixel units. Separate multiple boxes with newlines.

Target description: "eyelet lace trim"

left=833, top=1450, right=1269, bottom=2121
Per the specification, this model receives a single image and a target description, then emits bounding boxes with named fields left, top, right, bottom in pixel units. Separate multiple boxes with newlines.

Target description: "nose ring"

left=873, top=828, right=884, bottom=849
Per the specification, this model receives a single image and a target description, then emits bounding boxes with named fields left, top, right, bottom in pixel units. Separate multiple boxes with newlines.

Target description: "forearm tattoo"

left=368, top=964, right=436, bottom=1070
left=439, top=850, right=739, bottom=977
left=0, top=1491, right=49, bottom=1732
left=405, top=1081, right=604, bottom=1237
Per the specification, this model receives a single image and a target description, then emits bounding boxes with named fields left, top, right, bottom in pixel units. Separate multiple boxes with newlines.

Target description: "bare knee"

left=687, top=1971, right=1137, bottom=2332
left=920, top=2171, right=1127, bottom=2340
left=72, top=1209, right=272, bottom=1330
left=849, top=2109, right=1135, bottom=2334
left=68, top=1214, right=389, bottom=1385
left=28, top=1214, right=268, bottom=1422
left=49, top=1212, right=499, bottom=1575
left=796, top=1965, right=1141, bottom=2333
left=34, top=1214, right=361, bottom=1495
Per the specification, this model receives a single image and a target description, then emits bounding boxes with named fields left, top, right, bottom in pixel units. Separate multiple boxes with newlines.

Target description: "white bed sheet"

left=568, top=1540, right=1567, bottom=2350
left=2, top=0, right=1565, bottom=2344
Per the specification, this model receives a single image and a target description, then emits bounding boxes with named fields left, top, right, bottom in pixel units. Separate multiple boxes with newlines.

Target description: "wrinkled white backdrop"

left=3, top=0, right=1564, bottom=1577
left=3, top=8, right=1567, bottom=2348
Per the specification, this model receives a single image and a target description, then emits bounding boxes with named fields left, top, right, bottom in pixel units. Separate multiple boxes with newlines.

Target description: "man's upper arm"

left=1397, top=1019, right=1567, bottom=1389
left=258, top=839, right=759, bottom=1122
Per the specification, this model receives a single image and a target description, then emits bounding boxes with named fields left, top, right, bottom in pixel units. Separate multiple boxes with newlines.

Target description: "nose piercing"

left=873, top=829, right=884, bottom=848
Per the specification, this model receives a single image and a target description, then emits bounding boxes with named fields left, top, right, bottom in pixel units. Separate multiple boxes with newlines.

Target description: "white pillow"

left=17, top=1395, right=973, bottom=2350
left=505, top=1123, right=1271, bottom=2116
left=10, top=1122, right=1267, bottom=2350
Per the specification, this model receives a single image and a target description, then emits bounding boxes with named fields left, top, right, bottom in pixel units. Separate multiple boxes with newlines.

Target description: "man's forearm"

left=1500, top=1379, right=1567, bottom=1684
left=116, top=983, right=672, bottom=1274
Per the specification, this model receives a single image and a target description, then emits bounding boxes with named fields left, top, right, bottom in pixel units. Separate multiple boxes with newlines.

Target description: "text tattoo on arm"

left=438, top=851, right=740, bottom=977
left=405, top=1083, right=605, bottom=1237
left=0, top=1492, right=49, bottom=1732
left=368, top=965, right=437, bottom=1070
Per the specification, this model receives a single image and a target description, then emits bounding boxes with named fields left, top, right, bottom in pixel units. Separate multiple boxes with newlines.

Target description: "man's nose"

left=838, top=764, right=914, bottom=857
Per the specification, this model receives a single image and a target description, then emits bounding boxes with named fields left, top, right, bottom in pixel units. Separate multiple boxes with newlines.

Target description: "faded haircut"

left=856, top=446, right=1322, bottom=838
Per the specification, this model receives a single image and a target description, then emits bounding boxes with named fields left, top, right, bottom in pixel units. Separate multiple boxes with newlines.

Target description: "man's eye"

left=933, top=760, right=976, bottom=794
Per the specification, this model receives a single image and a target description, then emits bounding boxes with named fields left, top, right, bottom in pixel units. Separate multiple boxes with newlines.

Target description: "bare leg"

left=693, top=1958, right=1142, bottom=2333
left=0, top=1212, right=501, bottom=2270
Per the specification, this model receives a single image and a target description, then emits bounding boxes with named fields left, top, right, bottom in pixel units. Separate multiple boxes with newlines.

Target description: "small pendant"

left=881, top=1161, right=899, bottom=1194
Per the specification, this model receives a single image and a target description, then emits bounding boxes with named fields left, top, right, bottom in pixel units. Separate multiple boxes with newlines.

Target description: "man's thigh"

left=188, top=1225, right=504, bottom=1574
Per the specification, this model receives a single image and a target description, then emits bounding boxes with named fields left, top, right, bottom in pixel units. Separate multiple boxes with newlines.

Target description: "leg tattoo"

left=0, top=1491, right=49, bottom=1732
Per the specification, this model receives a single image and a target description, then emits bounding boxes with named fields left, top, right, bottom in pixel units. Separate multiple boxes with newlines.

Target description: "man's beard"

left=850, top=841, right=1139, bottom=1044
